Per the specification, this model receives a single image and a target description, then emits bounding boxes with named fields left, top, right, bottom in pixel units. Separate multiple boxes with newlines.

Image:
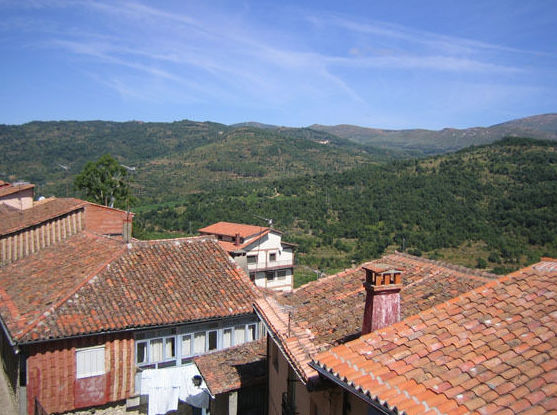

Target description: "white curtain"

left=234, top=326, right=245, bottom=345
left=182, top=335, right=192, bottom=357
left=193, top=332, right=206, bottom=354
left=222, top=329, right=232, bottom=348
left=150, top=339, right=163, bottom=362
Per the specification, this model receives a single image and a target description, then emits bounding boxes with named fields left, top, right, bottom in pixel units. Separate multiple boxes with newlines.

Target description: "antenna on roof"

left=253, top=214, right=273, bottom=228
left=57, top=163, right=70, bottom=196
left=119, top=164, right=136, bottom=242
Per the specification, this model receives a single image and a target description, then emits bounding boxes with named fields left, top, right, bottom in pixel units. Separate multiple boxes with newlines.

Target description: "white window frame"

left=136, top=340, right=148, bottom=365
left=246, top=323, right=257, bottom=342
left=135, top=321, right=261, bottom=367
left=76, top=346, right=105, bottom=379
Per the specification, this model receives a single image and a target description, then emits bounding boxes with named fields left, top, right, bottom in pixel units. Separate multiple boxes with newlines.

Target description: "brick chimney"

left=361, top=264, right=403, bottom=335
left=123, top=216, right=133, bottom=243
left=234, top=233, right=241, bottom=246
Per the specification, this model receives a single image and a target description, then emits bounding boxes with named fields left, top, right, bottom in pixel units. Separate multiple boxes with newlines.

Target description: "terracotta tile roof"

left=0, top=182, right=34, bottom=198
left=0, top=234, right=260, bottom=343
left=0, top=197, right=87, bottom=236
left=199, top=221, right=271, bottom=239
left=0, top=232, right=123, bottom=341
left=194, top=338, right=267, bottom=396
left=255, top=252, right=497, bottom=384
left=312, top=259, right=557, bottom=414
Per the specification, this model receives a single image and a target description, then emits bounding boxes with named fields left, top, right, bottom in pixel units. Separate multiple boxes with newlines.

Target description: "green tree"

left=74, top=154, right=132, bottom=208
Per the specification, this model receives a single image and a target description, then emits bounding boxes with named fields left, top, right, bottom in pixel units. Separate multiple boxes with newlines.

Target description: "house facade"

left=0, top=181, right=34, bottom=210
left=0, top=203, right=262, bottom=415
left=199, top=222, right=295, bottom=291
left=254, top=253, right=501, bottom=415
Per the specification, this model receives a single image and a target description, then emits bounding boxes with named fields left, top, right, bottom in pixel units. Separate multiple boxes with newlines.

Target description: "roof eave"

left=253, top=303, right=310, bottom=386
left=309, top=361, right=398, bottom=415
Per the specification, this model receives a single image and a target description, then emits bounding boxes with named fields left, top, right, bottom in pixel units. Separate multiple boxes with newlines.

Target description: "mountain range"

left=1, top=113, right=556, bottom=202
left=232, top=114, right=557, bottom=154
left=311, top=113, right=557, bottom=153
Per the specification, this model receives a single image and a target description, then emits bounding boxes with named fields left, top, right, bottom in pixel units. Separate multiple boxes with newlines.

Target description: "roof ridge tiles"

left=292, top=267, right=361, bottom=292
left=130, top=235, right=216, bottom=246
left=392, top=251, right=498, bottom=280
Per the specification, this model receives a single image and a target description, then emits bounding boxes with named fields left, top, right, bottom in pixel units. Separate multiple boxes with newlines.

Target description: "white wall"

left=245, top=232, right=294, bottom=291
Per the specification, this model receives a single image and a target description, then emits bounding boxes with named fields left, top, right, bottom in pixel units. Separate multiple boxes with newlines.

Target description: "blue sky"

left=1, top=0, right=556, bottom=129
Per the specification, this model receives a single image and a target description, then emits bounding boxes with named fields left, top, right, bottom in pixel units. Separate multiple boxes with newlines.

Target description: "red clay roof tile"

left=0, top=182, right=34, bottom=198
left=0, top=233, right=260, bottom=342
left=0, top=197, right=87, bottom=235
left=312, top=258, right=557, bottom=414
left=255, top=252, right=496, bottom=384
left=199, top=221, right=272, bottom=239
left=194, top=338, right=266, bottom=396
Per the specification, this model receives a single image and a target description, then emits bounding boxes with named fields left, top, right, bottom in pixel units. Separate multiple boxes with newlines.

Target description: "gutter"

left=0, top=316, right=15, bottom=347
left=308, top=361, right=398, bottom=415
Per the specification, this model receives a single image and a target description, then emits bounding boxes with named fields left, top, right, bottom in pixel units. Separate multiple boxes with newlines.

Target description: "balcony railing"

left=247, top=259, right=293, bottom=271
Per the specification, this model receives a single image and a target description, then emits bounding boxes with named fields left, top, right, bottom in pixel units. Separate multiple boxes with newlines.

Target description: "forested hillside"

left=2, top=119, right=555, bottom=285
left=0, top=120, right=393, bottom=202
left=135, top=138, right=557, bottom=283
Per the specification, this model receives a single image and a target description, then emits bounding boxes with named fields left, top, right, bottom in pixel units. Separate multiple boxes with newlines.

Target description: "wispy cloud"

left=311, top=13, right=551, bottom=58
left=1, top=0, right=555, bottom=127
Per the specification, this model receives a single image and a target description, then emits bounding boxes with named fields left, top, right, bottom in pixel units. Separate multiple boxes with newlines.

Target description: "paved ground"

left=0, top=367, right=17, bottom=415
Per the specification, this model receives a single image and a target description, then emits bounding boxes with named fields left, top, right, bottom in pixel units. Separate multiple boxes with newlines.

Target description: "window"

left=266, top=271, right=275, bottom=280
left=182, top=334, right=192, bottom=358
left=247, top=255, right=257, bottom=264
left=269, top=252, right=276, bottom=261
left=234, top=325, right=245, bottom=345
left=249, top=272, right=256, bottom=282
left=194, top=332, right=206, bottom=354
left=76, top=346, right=105, bottom=379
left=165, top=337, right=176, bottom=359
left=208, top=330, right=218, bottom=351
left=223, top=328, right=232, bottom=348
left=136, top=342, right=148, bottom=365
left=150, top=338, right=163, bottom=361
left=136, top=321, right=260, bottom=367
left=278, top=270, right=287, bottom=280
left=247, top=324, right=257, bottom=342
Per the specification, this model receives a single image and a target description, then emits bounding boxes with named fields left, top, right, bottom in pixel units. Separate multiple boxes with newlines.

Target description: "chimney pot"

left=361, top=264, right=403, bottom=335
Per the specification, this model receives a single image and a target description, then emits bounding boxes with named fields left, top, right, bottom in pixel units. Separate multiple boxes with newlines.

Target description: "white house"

left=199, top=221, right=295, bottom=291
